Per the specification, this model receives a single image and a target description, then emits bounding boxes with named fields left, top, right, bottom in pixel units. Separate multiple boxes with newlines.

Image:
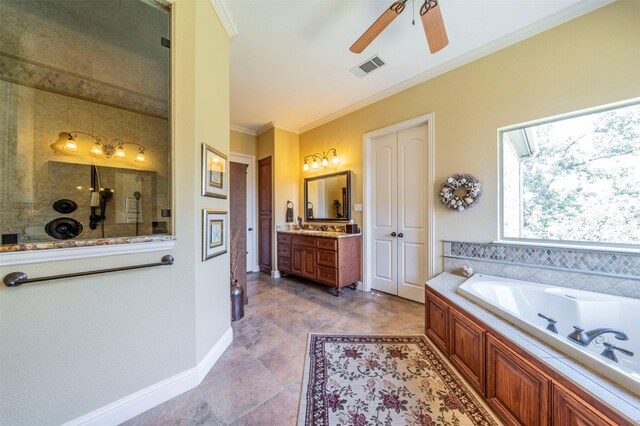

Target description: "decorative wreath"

left=439, top=173, right=482, bottom=212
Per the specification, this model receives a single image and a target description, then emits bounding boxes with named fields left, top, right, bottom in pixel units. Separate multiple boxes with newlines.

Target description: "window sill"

left=0, top=236, right=175, bottom=266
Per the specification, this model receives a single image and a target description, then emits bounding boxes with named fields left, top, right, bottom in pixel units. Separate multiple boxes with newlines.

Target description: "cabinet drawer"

left=278, top=244, right=291, bottom=258
left=317, top=250, right=337, bottom=267
left=316, top=237, right=337, bottom=251
left=278, top=257, right=291, bottom=272
left=277, top=233, right=291, bottom=244
left=316, top=266, right=337, bottom=286
left=292, top=235, right=315, bottom=247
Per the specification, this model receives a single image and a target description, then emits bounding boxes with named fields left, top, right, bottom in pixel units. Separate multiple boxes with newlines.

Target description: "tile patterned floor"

left=122, top=273, right=425, bottom=425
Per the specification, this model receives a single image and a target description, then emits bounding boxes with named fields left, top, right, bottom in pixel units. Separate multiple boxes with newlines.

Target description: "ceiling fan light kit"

left=350, top=0, right=448, bottom=55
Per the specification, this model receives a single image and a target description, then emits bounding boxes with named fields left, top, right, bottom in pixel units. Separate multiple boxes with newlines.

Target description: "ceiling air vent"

left=350, top=55, right=385, bottom=78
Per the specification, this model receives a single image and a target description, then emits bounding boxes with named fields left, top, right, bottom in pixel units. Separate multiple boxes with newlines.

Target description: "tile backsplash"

left=444, top=241, right=640, bottom=298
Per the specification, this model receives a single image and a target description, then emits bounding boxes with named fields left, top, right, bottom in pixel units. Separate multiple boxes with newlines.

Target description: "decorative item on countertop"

left=230, top=231, right=244, bottom=321
left=286, top=200, right=294, bottom=223
left=296, top=215, right=303, bottom=229
left=345, top=220, right=359, bottom=234
left=439, top=173, right=482, bottom=212
left=461, top=265, right=474, bottom=278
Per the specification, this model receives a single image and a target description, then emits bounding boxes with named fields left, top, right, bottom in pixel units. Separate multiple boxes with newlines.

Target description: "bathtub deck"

left=426, top=272, right=640, bottom=424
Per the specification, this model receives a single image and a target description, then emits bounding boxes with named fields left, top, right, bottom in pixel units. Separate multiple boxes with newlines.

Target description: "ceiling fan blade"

left=420, top=0, right=449, bottom=54
left=350, top=1, right=406, bottom=54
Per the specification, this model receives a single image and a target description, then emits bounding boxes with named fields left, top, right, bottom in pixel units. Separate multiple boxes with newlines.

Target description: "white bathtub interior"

left=457, top=274, right=639, bottom=396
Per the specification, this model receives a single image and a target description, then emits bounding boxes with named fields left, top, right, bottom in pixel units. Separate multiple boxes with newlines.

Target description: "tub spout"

left=568, top=326, right=629, bottom=346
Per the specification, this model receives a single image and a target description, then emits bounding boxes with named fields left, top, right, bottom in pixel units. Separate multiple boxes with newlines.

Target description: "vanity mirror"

left=304, top=171, right=351, bottom=222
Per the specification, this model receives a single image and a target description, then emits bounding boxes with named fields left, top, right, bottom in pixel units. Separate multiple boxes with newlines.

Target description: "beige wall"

left=0, top=1, right=230, bottom=424
left=299, top=1, right=640, bottom=274
left=230, top=129, right=257, bottom=156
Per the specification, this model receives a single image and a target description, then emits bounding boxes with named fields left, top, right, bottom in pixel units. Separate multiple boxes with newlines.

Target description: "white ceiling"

left=223, top=0, right=607, bottom=134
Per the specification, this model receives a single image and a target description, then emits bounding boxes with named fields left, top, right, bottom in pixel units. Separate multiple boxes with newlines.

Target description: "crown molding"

left=230, top=124, right=257, bottom=136
left=210, top=0, right=238, bottom=38
left=256, top=121, right=299, bottom=136
left=299, top=0, right=612, bottom=134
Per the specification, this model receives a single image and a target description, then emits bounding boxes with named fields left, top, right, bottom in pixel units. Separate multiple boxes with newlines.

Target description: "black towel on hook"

left=286, top=200, right=294, bottom=223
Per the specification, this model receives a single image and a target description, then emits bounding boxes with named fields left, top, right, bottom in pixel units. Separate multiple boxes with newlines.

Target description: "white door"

left=370, top=124, right=428, bottom=302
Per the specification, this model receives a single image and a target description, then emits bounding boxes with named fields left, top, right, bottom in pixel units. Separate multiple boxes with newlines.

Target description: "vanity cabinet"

left=277, top=232, right=361, bottom=295
left=424, top=287, right=633, bottom=426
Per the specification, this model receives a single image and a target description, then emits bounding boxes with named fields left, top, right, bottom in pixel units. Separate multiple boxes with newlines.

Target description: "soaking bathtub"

left=457, top=274, right=640, bottom=396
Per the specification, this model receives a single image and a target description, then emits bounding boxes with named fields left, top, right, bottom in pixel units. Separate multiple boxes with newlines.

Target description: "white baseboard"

left=65, top=328, right=233, bottom=426
left=271, top=270, right=281, bottom=278
left=197, top=327, right=233, bottom=382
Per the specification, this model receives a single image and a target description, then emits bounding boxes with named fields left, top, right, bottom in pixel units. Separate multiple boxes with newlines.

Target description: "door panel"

left=230, top=161, right=248, bottom=304
left=258, top=157, right=272, bottom=275
left=371, top=133, right=398, bottom=295
left=397, top=124, right=427, bottom=302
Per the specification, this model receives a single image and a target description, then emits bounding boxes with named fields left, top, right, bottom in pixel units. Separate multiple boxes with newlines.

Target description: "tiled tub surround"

left=444, top=241, right=640, bottom=298
left=427, top=273, right=640, bottom=423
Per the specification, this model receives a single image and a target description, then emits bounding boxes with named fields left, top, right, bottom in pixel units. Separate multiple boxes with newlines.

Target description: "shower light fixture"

left=52, top=132, right=147, bottom=163
left=302, top=148, right=339, bottom=172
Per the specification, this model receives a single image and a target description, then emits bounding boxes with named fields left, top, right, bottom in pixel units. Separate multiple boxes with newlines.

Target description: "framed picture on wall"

left=201, top=143, right=228, bottom=198
left=203, top=209, right=227, bottom=261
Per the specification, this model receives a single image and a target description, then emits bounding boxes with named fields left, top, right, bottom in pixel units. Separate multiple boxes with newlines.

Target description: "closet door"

left=370, top=124, right=428, bottom=303
left=397, top=124, right=428, bottom=302
left=370, top=132, right=398, bottom=295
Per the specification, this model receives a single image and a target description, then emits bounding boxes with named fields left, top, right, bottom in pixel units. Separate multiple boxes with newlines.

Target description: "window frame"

left=497, top=97, right=640, bottom=253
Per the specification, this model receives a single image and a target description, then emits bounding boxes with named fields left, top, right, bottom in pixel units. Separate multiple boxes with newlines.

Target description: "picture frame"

left=201, top=143, right=228, bottom=198
left=203, top=209, right=227, bottom=261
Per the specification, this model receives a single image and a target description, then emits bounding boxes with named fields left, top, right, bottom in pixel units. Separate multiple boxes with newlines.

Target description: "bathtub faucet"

left=567, top=326, right=629, bottom=346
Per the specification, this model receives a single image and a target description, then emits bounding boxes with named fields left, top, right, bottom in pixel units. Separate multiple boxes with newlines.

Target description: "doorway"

left=363, top=114, right=435, bottom=303
left=230, top=153, right=258, bottom=273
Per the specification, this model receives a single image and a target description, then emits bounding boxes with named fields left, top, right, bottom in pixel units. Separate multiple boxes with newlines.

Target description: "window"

left=0, top=0, right=171, bottom=244
left=500, top=100, right=640, bottom=248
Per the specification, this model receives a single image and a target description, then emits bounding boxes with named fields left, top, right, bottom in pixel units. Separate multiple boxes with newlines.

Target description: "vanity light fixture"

left=302, top=148, right=340, bottom=172
left=52, top=132, right=147, bottom=163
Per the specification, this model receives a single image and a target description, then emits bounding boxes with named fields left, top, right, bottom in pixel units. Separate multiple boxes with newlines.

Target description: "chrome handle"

left=390, top=232, right=397, bottom=237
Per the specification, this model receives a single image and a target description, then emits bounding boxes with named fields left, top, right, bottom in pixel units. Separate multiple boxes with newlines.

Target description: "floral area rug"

left=298, top=334, right=501, bottom=426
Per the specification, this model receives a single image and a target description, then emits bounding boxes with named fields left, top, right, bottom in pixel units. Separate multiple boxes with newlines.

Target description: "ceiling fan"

left=350, top=0, right=448, bottom=55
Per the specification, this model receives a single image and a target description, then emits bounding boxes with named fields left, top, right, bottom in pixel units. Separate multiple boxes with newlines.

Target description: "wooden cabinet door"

left=449, top=308, right=485, bottom=395
left=552, top=384, right=622, bottom=426
left=258, top=157, right=272, bottom=274
left=292, top=247, right=316, bottom=279
left=425, top=289, right=449, bottom=355
left=486, top=334, right=550, bottom=426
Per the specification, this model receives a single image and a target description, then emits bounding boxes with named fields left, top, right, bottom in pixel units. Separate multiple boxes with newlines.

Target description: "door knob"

left=248, top=228, right=253, bottom=231
left=390, top=232, right=397, bottom=237
left=398, top=233, right=404, bottom=238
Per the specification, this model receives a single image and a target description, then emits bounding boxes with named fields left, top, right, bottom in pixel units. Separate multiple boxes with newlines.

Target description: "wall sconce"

left=51, top=132, right=147, bottom=163
left=302, top=148, right=339, bottom=171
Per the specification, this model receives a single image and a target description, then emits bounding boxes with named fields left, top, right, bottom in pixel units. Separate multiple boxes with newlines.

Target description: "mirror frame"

left=304, top=170, right=352, bottom=222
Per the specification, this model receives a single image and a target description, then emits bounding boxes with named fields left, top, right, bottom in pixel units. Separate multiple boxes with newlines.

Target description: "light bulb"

left=332, top=155, right=340, bottom=164
left=115, top=146, right=125, bottom=158
left=311, top=160, right=319, bottom=169
left=303, top=163, right=309, bottom=171
left=135, top=151, right=145, bottom=163
left=64, top=140, right=78, bottom=151
left=90, top=143, right=102, bottom=156
left=321, top=157, right=328, bottom=167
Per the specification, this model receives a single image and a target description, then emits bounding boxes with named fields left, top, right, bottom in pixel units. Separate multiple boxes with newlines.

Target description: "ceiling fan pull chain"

left=412, top=0, right=416, bottom=25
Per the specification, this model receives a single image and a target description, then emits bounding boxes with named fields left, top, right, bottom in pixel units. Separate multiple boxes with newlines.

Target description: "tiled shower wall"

left=444, top=241, right=640, bottom=298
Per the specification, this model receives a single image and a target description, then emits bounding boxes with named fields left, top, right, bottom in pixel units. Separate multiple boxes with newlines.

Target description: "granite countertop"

left=277, top=229, right=362, bottom=239
left=0, top=236, right=175, bottom=253
left=426, top=273, right=640, bottom=424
